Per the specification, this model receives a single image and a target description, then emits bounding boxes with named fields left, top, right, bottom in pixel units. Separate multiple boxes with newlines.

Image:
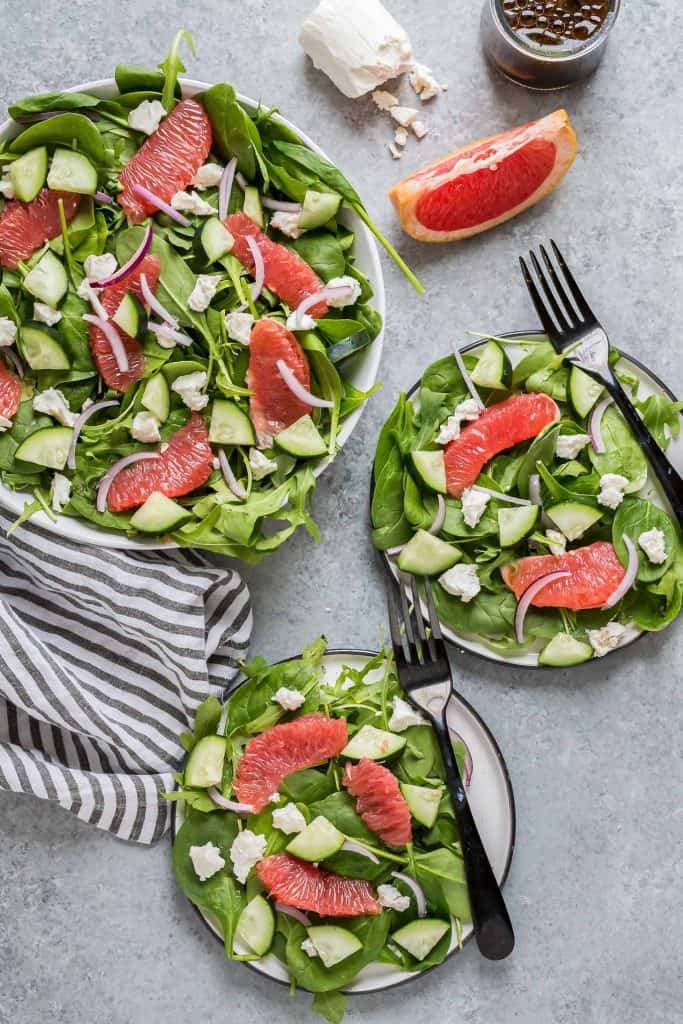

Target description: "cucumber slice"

left=298, top=190, right=342, bottom=230
left=305, top=926, right=362, bottom=968
left=399, top=783, right=443, bottom=829
left=47, top=148, right=98, bottom=195
left=546, top=501, right=602, bottom=541
left=397, top=529, right=462, bottom=576
left=275, top=415, right=327, bottom=458
left=234, top=895, right=275, bottom=957
left=209, top=399, right=255, bottom=446
left=184, top=735, right=227, bottom=788
left=9, top=146, right=47, bottom=203
left=341, top=724, right=407, bottom=761
left=112, top=293, right=147, bottom=339
left=411, top=450, right=447, bottom=494
left=19, top=324, right=70, bottom=370
left=141, top=374, right=170, bottom=423
left=23, top=250, right=68, bottom=307
left=15, top=425, right=73, bottom=470
left=538, top=633, right=594, bottom=667
left=286, top=815, right=345, bottom=862
left=129, top=492, right=193, bottom=534
left=200, top=218, right=234, bottom=263
left=470, top=341, right=512, bottom=390
left=569, top=365, right=604, bottom=418
left=391, top=919, right=450, bottom=961
left=498, top=505, right=539, bottom=547
left=243, top=186, right=264, bottom=228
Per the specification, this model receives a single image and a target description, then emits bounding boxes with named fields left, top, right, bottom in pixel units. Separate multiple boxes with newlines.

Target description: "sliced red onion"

left=67, top=399, right=119, bottom=469
left=235, top=171, right=249, bottom=191
left=140, top=272, right=178, bottom=328
left=82, top=314, right=128, bottom=372
left=94, top=191, right=113, bottom=204
left=91, top=224, right=153, bottom=287
left=261, top=197, right=303, bottom=213
left=131, top=184, right=190, bottom=227
left=96, top=451, right=160, bottom=513
left=603, top=534, right=638, bottom=608
left=3, top=349, right=24, bottom=378
left=206, top=786, right=254, bottom=814
left=147, top=321, right=192, bottom=347
left=81, top=281, right=109, bottom=320
left=293, top=284, right=352, bottom=329
left=472, top=486, right=532, bottom=506
left=589, top=396, right=614, bottom=454
left=218, top=448, right=248, bottom=500
left=14, top=109, right=100, bottom=124
left=390, top=872, right=427, bottom=918
left=341, top=840, right=379, bottom=864
left=386, top=544, right=405, bottom=557
left=514, top=570, right=571, bottom=643
left=528, top=473, right=542, bottom=506
left=428, top=494, right=446, bottom=536
left=245, top=236, right=265, bottom=302
left=274, top=902, right=312, bottom=927
left=453, top=347, right=485, bottom=410
left=450, top=731, right=474, bottom=788
left=276, top=359, right=333, bottom=409
left=218, top=157, right=237, bottom=221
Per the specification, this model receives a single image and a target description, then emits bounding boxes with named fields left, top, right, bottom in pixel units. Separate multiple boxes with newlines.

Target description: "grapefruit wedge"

left=502, top=541, right=626, bottom=611
left=247, top=318, right=313, bottom=446
left=343, top=759, right=412, bottom=848
left=258, top=853, right=381, bottom=917
left=0, top=359, right=22, bottom=422
left=444, top=392, right=559, bottom=497
left=234, top=714, right=348, bottom=813
left=119, top=99, right=212, bottom=223
left=389, top=110, right=577, bottom=242
left=0, top=189, right=81, bottom=269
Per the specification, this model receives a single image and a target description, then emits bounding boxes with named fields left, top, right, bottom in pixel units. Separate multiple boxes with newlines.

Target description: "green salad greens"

left=371, top=337, right=683, bottom=664
left=170, top=640, right=472, bottom=1023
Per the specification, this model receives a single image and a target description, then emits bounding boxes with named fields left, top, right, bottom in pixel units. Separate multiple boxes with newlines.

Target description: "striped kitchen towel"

left=0, top=508, right=252, bottom=844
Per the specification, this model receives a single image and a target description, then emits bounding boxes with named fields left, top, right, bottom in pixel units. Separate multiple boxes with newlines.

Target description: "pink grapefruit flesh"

left=258, top=853, right=381, bottom=917
left=502, top=541, right=626, bottom=611
left=247, top=318, right=313, bottom=445
left=0, top=189, right=81, bottom=269
left=343, top=759, right=412, bottom=848
left=0, top=360, right=22, bottom=422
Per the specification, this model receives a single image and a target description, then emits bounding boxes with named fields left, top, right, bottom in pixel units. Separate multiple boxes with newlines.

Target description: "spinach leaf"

left=287, top=232, right=345, bottom=282
left=9, top=91, right=100, bottom=119
left=636, top=394, right=683, bottom=450
left=624, top=559, right=683, bottom=631
left=225, top=643, right=323, bottom=735
left=285, top=915, right=390, bottom=992
left=115, top=65, right=179, bottom=96
left=280, top=768, right=336, bottom=804
left=158, top=30, right=195, bottom=111
left=312, top=991, right=347, bottom=1024
left=414, top=848, right=471, bottom=922
left=10, top=112, right=106, bottom=164
left=587, top=406, right=648, bottom=491
left=516, top=422, right=561, bottom=496
left=613, top=498, right=677, bottom=582
left=511, top=342, right=559, bottom=386
left=179, top=694, right=223, bottom=753
left=57, top=293, right=96, bottom=370
left=201, top=83, right=264, bottom=179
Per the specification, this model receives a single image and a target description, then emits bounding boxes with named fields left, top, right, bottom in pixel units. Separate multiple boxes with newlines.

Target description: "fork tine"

left=549, top=240, right=594, bottom=320
left=398, top=572, right=422, bottom=662
left=519, top=256, right=558, bottom=339
left=539, top=244, right=581, bottom=326
left=409, top=574, right=436, bottom=663
left=529, top=250, right=573, bottom=331
left=423, top=578, right=444, bottom=641
left=387, top=586, right=408, bottom=663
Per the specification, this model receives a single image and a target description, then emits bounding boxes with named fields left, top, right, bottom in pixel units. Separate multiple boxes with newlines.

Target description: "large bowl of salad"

left=371, top=334, right=683, bottom=667
left=0, top=33, right=405, bottom=559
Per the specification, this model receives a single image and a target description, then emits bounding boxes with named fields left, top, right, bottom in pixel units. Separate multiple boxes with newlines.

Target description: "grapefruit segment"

left=234, top=714, right=348, bottom=813
left=258, top=853, right=381, bottom=917
left=247, top=318, right=313, bottom=445
left=107, top=412, right=213, bottom=511
left=502, top=541, right=626, bottom=611
left=444, top=392, right=559, bottom=497
left=0, top=359, right=22, bottom=422
left=389, top=110, right=577, bottom=242
left=0, top=189, right=81, bottom=269
left=225, top=211, right=328, bottom=318
left=119, top=99, right=213, bottom=223
left=343, top=759, right=412, bottom=848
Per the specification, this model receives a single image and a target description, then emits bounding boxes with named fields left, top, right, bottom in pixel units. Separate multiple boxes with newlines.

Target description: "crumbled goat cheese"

left=225, top=311, right=254, bottom=345
left=192, top=163, right=224, bottom=188
left=171, top=191, right=215, bottom=216
left=411, top=120, right=428, bottom=139
left=372, top=89, right=398, bottom=111
left=598, top=473, right=629, bottom=510
left=270, top=211, right=305, bottom=239
left=229, top=829, right=267, bottom=884
left=377, top=884, right=411, bottom=912
left=272, top=803, right=307, bottom=835
left=33, top=302, right=62, bottom=326
left=286, top=311, right=317, bottom=332
left=84, top=253, right=117, bottom=282
left=638, top=527, right=667, bottom=565
left=188, top=274, right=221, bottom=313
left=128, top=99, right=167, bottom=135
left=435, top=398, right=481, bottom=444
left=272, top=686, right=306, bottom=711
left=389, top=143, right=403, bottom=160
left=270, top=792, right=282, bottom=804
left=556, top=433, right=590, bottom=460
left=390, top=105, right=419, bottom=128
left=153, top=323, right=179, bottom=349
left=394, top=127, right=408, bottom=147
left=301, top=937, right=319, bottom=958
left=76, top=279, right=106, bottom=318
left=249, top=448, right=278, bottom=480
left=545, top=529, right=567, bottom=555
left=409, top=63, right=447, bottom=101
left=0, top=416, right=12, bottom=432
left=388, top=696, right=425, bottom=732
left=587, top=621, right=626, bottom=658
left=32, top=388, right=77, bottom=427
left=0, top=178, right=15, bottom=199
left=326, top=276, right=362, bottom=307
left=190, top=841, right=226, bottom=882
left=439, top=563, right=481, bottom=603
left=51, top=473, right=72, bottom=513
left=461, top=487, right=490, bottom=528
left=171, top=371, right=209, bottom=412
left=0, top=317, right=17, bottom=347
left=130, top=411, right=161, bottom=444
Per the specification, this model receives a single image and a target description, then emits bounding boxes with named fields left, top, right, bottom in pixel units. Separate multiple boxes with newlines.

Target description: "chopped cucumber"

left=391, top=919, right=450, bottom=961
left=141, top=374, right=170, bottom=423
left=397, top=529, right=462, bottom=576
left=47, top=148, right=98, bottom=195
left=184, top=735, right=227, bottom=788
left=569, top=365, right=604, bottom=418
left=538, top=633, right=594, bottom=667
left=298, top=190, right=342, bottom=230
left=234, top=895, right=275, bottom=957
left=112, top=293, right=147, bottom=339
left=286, top=815, right=345, bottom=862
left=546, top=501, right=602, bottom=541
left=326, top=332, right=371, bottom=364
left=305, top=926, right=362, bottom=968
left=129, top=492, right=193, bottom=534
left=498, top=505, right=539, bottom=547
left=470, top=340, right=512, bottom=390
left=411, top=450, right=447, bottom=494
left=275, top=415, right=327, bottom=458
left=399, top=783, right=443, bottom=829
left=200, top=217, right=234, bottom=264
left=23, top=250, right=68, bottom=307
left=15, top=425, right=73, bottom=470
left=209, top=399, right=255, bottom=446
left=243, top=186, right=264, bottom=228
left=341, top=724, right=406, bottom=761
left=9, top=146, right=47, bottom=203
left=19, top=324, right=70, bottom=370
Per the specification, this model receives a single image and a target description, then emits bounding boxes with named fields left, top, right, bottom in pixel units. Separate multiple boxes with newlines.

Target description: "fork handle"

left=433, top=714, right=515, bottom=960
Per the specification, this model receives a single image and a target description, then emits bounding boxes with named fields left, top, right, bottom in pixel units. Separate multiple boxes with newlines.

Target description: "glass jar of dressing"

left=481, top=0, right=621, bottom=89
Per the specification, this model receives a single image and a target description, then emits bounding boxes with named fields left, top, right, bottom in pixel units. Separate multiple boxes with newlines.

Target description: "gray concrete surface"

left=1, top=2, right=681, bottom=1022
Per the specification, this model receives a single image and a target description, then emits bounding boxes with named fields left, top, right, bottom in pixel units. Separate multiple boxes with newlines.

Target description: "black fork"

left=387, top=575, right=515, bottom=961
left=520, top=241, right=683, bottom=525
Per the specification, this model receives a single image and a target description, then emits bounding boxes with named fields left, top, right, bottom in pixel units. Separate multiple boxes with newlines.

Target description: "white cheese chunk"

left=171, top=371, right=209, bottom=412
left=32, top=388, right=77, bottom=427
left=461, top=487, right=490, bottom=528
left=272, top=803, right=308, bottom=835
left=301, top=937, right=319, bottom=958
left=638, top=527, right=667, bottom=565
left=394, top=126, right=408, bottom=147
left=171, top=191, right=215, bottom=217
left=388, top=695, right=425, bottom=732
left=435, top=398, right=481, bottom=445
left=33, top=302, right=62, bottom=326
left=0, top=317, right=17, bottom=347
left=372, top=89, right=398, bottom=111
left=0, top=415, right=12, bottom=432
left=556, top=433, right=590, bottom=460
left=411, top=119, right=429, bottom=139
left=272, top=686, right=306, bottom=711
left=377, top=883, right=411, bottom=912
left=188, top=274, right=221, bottom=313
left=190, top=841, right=226, bottom=882
left=439, top=563, right=481, bottom=603
left=389, top=143, right=403, bottom=160
left=0, top=178, right=15, bottom=199
left=270, top=211, right=305, bottom=239
left=128, top=99, right=167, bottom=135
left=409, top=62, right=447, bottom=101
left=598, top=473, right=629, bottom=510
left=545, top=529, right=567, bottom=555
left=229, top=829, right=267, bottom=884
left=51, top=473, right=72, bottom=513
left=84, top=253, right=117, bottom=282
left=286, top=311, right=317, bottom=332
left=587, top=621, right=626, bottom=658
left=390, top=105, right=419, bottom=128
left=249, top=448, right=278, bottom=480
left=225, top=311, right=254, bottom=345
left=326, top=275, right=362, bottom=307
left=131, top=411, right=161, bottom=444
left=192, top=163, right=224, bottom=188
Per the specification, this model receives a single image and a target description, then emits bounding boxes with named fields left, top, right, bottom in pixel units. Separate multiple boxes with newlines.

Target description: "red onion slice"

left=206, top=787, right=254, bottom=814
left=235, top=171, right=249, bottom=191
left=453, top=347, right=485, bottom=410
left=14, top=109, right=100, bottom=124
left=131, top=184, right=190, bottom=227
left=450, top=731, right=474, bottom=788
left=589, top=395, right=614, bottom=454
left=276, top=359, right=333, bottom=409
left=218, top=448, right=248, bottom=500
left=261, top=197, right=303, bottom=213
left=245, top=236, right=265, bottom=302
left=472, top=486, right=531, bottom=506
left=341, top=840, right=379, bottom=864
left=218, top=157, right=237, bottom=221
left=514, top=570, right=571, bottom=643
left=386, top=544, right=405, bottom=557
left=140, top=273, right=178, bottom=328
left=67, top=399, right=119, bottom=469
left=96, top=451, right=160, bottom=513
left=390, top=872, right=427, bottom=918
left=147, top=322, right=192, bottom=347
left=3, top=349, right=24, bottom=378
left=94, top=191, right=113, bottom=204
left=82, top=314, right=128, bottom=372
left=603, top=534, right=638, bottom=608
left=91, top=224, right=153, bottom=287
left=81, top=282, right=109, bottom=321
left=293, top=284, right=353, bottom=329
left=428, top=494, right=446, bottom=536
left=274, top=902, right=312, bottom=927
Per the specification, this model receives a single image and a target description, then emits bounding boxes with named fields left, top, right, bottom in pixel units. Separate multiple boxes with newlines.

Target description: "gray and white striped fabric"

left=0, top=508, right=252, bottom=843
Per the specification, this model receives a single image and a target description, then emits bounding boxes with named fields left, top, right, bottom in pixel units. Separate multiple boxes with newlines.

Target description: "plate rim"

left=171, top=646, right=517, bottom=996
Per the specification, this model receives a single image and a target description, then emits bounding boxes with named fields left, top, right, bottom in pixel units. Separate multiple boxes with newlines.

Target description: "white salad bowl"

left=0, top=78, right=385, bottom=549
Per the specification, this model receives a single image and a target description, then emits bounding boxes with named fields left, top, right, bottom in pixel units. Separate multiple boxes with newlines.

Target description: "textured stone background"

left=1, top=2, right=681, bottom=1022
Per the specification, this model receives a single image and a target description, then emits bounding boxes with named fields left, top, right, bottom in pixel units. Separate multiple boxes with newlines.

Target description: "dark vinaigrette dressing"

left=502, top=0, right=610, bottom=50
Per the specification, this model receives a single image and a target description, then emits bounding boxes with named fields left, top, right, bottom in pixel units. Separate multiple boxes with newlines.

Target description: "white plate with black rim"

left=172, top=648, right=516, bottom=995
left=0, top=78, right=385, bottom=549
left=380, top=333, right=683, bottom=669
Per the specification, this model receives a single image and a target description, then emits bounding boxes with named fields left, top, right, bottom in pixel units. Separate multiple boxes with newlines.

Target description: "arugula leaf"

left=636, top=394, right=683, bottom=450
left=158, top=30, right=195, bottom=111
